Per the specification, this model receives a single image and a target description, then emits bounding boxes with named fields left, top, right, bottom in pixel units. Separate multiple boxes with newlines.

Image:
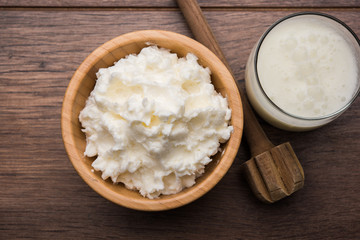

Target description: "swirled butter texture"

left=79, top=46, right=233, bottom=199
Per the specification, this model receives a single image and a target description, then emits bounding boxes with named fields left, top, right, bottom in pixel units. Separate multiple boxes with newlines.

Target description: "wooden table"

left=1, top=1, right=359, bottom=239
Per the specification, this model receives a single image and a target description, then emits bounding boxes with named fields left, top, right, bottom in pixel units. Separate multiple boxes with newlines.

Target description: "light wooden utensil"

left=177, top=0, right=305, bottom=203
left=61, top=30, right=243, bottom=211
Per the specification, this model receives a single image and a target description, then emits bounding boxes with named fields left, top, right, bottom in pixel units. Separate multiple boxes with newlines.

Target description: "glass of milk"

left=245, top=12, right=360, bottom=131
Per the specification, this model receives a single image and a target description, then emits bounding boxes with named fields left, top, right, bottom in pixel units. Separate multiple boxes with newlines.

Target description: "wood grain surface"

left=1, top=1, right=359, bottom=239
left=1, top=0, right=360, bottom=7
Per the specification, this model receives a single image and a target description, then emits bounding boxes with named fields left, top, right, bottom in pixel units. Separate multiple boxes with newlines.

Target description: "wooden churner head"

left=241, top=142, right=305, bottom=203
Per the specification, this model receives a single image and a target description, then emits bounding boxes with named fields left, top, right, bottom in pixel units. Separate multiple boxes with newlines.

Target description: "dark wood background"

left=1, top=1, right=359, bottom=239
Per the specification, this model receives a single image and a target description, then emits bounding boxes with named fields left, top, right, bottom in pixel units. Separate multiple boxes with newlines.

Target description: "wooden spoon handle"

left=177, top=0, right=274, bottom=156
left=177, top=0, right=230, bottom=70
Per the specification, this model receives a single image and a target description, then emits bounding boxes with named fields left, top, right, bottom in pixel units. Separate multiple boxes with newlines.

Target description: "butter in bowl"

left=61, top=30, right=243, bottom=211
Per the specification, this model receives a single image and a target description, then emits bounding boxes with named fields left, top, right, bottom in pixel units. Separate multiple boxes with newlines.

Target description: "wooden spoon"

left=176, top=0, right=305, bottom=203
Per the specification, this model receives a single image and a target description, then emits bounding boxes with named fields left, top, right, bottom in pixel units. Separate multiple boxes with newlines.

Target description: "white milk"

left=245, top=14, right=360, bottom=131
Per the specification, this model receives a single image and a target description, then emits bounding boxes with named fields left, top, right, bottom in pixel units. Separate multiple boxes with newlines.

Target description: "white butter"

left=79, top=46, right=233, bottom=199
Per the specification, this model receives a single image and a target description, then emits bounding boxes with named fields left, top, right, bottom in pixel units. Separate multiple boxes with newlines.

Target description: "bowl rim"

left=61, top=30, right=243, bottom=211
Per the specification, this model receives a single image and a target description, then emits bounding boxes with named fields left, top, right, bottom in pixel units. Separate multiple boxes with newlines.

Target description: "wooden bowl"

left=61, top=30, right=243, bottom=211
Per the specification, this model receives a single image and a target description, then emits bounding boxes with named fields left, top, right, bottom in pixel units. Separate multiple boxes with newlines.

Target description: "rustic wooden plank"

left=0, top=9, right=359, bottom=240
left=0, top=0, right=360, bottom=8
